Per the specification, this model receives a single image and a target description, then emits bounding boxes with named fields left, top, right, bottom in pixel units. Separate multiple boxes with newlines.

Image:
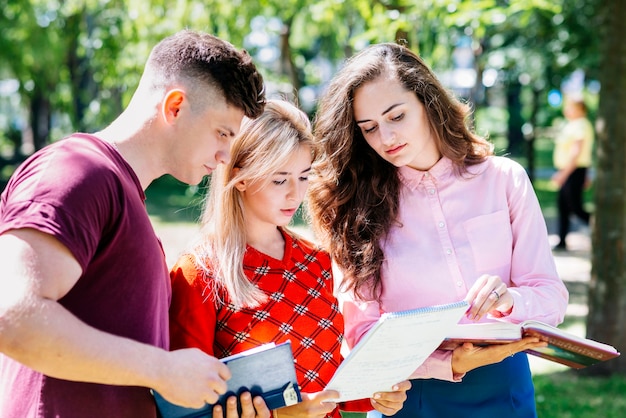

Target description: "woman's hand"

left=272, top=390, right=339, bottom=418
left=451, top=337, right=547, bottom=374
left=465, top=274, right=513, bottom=321
left=369, top=380, right=411, bottom=416
left=212, top=392, right=270, bottom=418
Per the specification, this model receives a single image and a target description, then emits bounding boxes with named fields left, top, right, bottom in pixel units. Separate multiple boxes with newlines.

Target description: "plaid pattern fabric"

left=212, top=231, right=344, bottom=394
left=170, top=229, right=360, bottom=417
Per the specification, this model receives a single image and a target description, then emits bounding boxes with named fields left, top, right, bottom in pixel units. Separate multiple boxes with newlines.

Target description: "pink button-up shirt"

left=337, top=156, right=569, bottom=382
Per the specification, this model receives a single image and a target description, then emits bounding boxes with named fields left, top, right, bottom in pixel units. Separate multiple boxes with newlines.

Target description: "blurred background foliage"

left=0, top=0, right=599, bottom=168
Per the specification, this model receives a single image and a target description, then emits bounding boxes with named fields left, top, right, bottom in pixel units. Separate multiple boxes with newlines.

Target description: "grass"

left=534, top=372, right=626, bottom=417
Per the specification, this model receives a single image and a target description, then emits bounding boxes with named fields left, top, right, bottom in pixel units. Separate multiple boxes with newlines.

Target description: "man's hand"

left=153, top=348, right=231, bottom=408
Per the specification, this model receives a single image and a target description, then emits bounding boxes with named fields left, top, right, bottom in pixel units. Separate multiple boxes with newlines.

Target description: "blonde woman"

left=168, top=100, right=410, bottom=418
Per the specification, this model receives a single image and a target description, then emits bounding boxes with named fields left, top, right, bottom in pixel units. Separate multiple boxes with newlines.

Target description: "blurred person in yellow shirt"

left=551, top=95, right=595, bottom=251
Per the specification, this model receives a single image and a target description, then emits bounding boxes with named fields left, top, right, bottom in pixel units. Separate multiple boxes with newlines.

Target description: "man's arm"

left=0, top=228, right=229, bottom=408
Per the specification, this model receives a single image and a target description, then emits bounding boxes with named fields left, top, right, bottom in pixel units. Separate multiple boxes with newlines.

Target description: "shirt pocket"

left=463, top=209, right=513, bottom=272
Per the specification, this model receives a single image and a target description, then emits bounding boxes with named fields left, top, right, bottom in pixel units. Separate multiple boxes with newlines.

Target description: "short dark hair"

left=147, top=30, right=265, bottom=118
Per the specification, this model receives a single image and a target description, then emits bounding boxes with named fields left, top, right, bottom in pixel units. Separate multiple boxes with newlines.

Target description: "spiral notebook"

left=325, top=300, right=469, bottom=402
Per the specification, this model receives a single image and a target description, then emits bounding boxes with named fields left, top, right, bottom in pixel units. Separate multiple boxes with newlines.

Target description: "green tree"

left=0, top=0, right=66, bottom=152
left=0, top=0, right=132, bottom=153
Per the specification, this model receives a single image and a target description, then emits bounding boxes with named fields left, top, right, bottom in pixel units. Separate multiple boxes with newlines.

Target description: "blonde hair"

left=192, top=99, right=315, bottom=309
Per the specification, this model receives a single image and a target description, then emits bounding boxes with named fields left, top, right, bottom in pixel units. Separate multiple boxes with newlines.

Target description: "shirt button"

left=438, top=221, right=445, bottom=228
left=446, top=248, right=452, bottom=255
left=424, top=172, right=430, bottom=178
left=428, top=189, right=435, bottom=195
left=456, top=281, right=463, bottom=287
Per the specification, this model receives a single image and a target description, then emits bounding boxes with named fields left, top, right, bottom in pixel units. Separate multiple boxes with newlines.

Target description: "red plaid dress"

left=169, top=229, right=370, bottom=417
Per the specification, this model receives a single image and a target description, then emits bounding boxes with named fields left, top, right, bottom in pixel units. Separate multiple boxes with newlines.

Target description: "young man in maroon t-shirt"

left=0, top=30, right=265, bottom=418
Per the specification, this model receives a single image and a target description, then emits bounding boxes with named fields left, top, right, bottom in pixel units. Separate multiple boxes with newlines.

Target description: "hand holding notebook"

left=444, top=320, right=620, bottom=369
left=153, top=341, right=301, bottom=418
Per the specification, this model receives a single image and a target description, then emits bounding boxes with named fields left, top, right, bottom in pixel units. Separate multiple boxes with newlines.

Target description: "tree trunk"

left=585, top=0, right=626, bottom=376
left=525, top=88, right=541, bottom=184
left=279, top=19, right=301, bottom=94
left=506, top=80, right=524, bottom=156
left=66, top=11, right=98, bottom=132
left=29, top=88, right=52, bottom=152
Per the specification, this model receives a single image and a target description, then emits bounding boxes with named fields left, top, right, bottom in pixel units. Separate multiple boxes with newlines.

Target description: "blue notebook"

left=153, top=341, right=301, bottom=418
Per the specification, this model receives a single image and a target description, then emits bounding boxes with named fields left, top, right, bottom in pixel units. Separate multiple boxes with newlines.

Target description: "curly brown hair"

left=306, top=43, right=493, bottom=301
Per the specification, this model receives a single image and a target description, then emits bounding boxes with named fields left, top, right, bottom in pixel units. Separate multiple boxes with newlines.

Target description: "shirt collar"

left=398, top=156, right=454, bottom=190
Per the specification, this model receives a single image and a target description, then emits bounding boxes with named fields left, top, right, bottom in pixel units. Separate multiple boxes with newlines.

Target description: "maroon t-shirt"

left=0, top=134, right=170, bottom=417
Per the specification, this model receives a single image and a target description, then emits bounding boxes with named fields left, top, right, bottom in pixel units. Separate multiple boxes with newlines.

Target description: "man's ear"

left=162, top=89, right=185, bottom=124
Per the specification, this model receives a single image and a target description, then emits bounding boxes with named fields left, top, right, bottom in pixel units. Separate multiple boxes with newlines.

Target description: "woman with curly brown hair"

left=306, top=43, right=568, bottom=417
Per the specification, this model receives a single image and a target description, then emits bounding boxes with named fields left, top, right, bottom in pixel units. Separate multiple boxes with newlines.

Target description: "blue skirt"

left=385, top=352, right=537, bottom=418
